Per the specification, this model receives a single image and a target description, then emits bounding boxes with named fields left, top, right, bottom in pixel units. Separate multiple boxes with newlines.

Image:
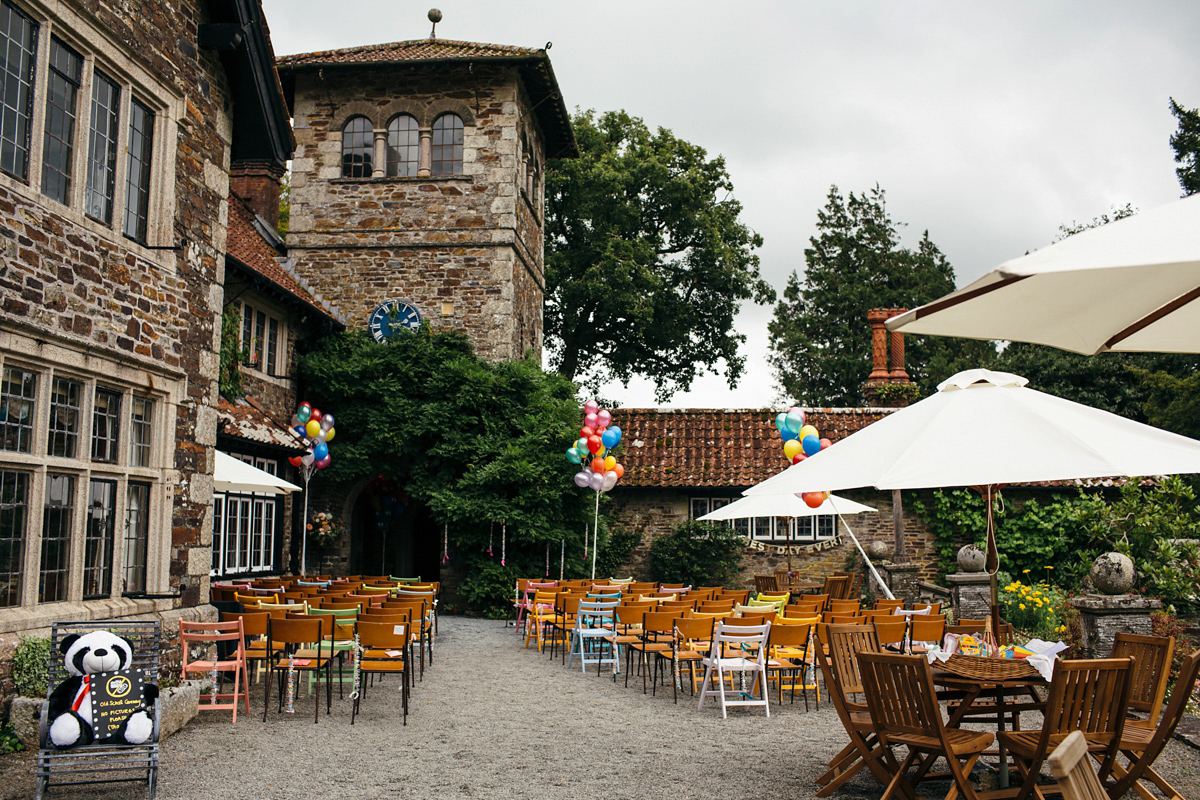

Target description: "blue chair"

left=567, top=600, right=620, bottom=675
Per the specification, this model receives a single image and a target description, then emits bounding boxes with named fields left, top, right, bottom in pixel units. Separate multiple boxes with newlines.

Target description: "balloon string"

left=501, top=519, right=506, bottom=567
left=488, top=523, right=493, bottom=557
left=441, top=522, right=449, bottom=565
left=545, top=543, right=550, bottom=577
left=583, top=523, right=588, bottom=560
left=560, top=538, right=565, bottom=581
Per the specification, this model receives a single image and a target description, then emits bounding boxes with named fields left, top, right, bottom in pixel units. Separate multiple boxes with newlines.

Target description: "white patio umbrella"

left=698, top=493, right=889, bottom=596
left=887, top=194, right=1200, bottom=354
left=745, top=368, right=1200, bottom=610
left=214, top=450, right=301, bottom=494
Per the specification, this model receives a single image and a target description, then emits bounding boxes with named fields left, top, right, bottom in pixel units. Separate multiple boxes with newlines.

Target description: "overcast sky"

left=261, top=0, right=1200, bottom=409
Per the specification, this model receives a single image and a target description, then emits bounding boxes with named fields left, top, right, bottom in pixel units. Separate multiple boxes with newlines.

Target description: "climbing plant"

left=296, top=329, right=605, bottom=613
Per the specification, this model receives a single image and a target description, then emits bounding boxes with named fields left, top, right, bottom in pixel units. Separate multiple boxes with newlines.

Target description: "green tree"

left=768, top=185, right=993, bottom=406
left=648, top=520, right=745, bottom=588
left=296, top=329, right=601, bottom=614
left=1169, top=97, right=1200, bottom=196
left=544, top=110, right=775, bottom=402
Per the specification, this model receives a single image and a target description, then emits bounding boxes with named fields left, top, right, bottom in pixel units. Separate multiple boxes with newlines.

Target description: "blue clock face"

left=368, top=300, right=422, bottom=342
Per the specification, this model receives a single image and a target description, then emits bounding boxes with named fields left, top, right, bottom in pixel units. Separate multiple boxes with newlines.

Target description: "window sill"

left=0, top=596, right=177, bottom=634
left=330, top=174, right=470, bottom=185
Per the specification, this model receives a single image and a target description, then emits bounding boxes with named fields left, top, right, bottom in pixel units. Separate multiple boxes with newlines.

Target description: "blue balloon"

left=607, top=425, right=622, bottom=447
left=313, top=441, right=329, bottom=461
left=566, top=447, right=582, bottom=464
left=781, top=428, right=798, bottom=442
left=294, top=425, right=306, bottom=437
left=601, top=428, right=619, bottom=449
left=801, top=434, right=821, bottom=456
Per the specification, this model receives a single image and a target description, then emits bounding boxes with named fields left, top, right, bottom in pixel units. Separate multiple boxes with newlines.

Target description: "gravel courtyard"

left=5, top=615, right=1199, bottom=800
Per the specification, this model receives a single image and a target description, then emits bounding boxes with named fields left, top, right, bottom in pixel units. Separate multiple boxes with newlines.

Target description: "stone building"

left=0, top=0, right=290, bottom=681
left=275, top=36, right=577, bottom=363
left=216, top=191, right=343, bottom=579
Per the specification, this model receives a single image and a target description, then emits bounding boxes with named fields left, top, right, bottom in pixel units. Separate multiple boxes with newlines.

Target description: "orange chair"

left=180, top=619, right=250, bottom=722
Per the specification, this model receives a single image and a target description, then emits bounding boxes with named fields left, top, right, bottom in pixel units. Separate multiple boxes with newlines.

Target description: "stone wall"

left=286, top=61, right=546, bottom=363
left=606, top=487, right=940, bottom=591
left=0, top=0, right=235, bottom=642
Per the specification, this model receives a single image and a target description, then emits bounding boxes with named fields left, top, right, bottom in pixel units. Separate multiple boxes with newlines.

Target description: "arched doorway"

left=348, top=479, right=440, bottom=580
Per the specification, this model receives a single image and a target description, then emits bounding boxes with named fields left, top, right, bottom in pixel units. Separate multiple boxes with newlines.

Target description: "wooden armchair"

left=1047, top=730, right=1108, bottom=800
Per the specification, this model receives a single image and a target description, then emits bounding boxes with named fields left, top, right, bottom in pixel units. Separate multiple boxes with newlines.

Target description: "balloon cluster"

left=287, top=401, right=337, bottom=471
left=567, top=400, right=624, bottom=493
left=774, top=407, right=832, bottom=508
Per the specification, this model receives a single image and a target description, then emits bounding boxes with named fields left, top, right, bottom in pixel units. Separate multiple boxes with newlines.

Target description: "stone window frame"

left=0, top=335, right=178, bottom=614
left=0, top=0, right=182, bottom=267
left=330, top=100, right=475, bottom=180
left=518, top=126, right=544, bottom=221
left=688, top=494, right=836, bottom=543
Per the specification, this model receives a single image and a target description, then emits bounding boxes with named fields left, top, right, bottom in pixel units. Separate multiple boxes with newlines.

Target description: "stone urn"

left=1090, top=552, right=1135, bottom=595
left=867, top=540, right=890, bottom=561
left=956, top=544, right=986, bottom=573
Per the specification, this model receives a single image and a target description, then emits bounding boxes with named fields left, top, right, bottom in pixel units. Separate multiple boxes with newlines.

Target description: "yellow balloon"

left=782, top=439, right=803, bottom=460
left=305, top=419, right=321, bottom=438
left=325, top=427, right=335, bottom=442
left=798, top=424, right=819, bottom=440
left=604, top=455, right=617, bottom=471
left=597, top=445, right=606, bottom=457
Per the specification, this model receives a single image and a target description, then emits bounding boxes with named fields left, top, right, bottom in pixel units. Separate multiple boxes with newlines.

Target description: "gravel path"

left=4, top=616, right=1199, bottom=799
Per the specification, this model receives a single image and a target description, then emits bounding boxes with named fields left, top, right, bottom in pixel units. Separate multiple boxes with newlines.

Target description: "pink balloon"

left=573, top=471, right=591, bottom=488
left=596, top=409, right=612, bottom=428
left=820, top=437, right=832, bottom=450
left=584, top=400, right=599, bottom=415
left=584, top=412, right=599, bottom=428
left=316, top=455, right=331, bottom=469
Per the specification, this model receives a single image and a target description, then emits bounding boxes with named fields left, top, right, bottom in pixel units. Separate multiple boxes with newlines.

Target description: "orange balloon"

left=802, top=491, right=825, bottom=509
left=590, top=458, right=605, bottom=474
left=613, top=463, right=624, bottom=478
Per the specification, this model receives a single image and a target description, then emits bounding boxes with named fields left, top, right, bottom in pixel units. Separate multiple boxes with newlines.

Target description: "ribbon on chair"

left=285, top=660, right=296, bottom=714
left=501, top=518, right=506, bottom=567
left=209, top=664, right=218, bottom=705
left=349, top=633, right=363, bottom=701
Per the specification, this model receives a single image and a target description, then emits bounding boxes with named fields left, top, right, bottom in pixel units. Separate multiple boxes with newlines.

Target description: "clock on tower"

left=368, top=299, right=422, bottom=342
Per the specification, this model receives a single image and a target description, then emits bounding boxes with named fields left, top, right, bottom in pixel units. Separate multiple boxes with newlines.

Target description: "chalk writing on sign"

left=88, top=669, right=146, bottom=741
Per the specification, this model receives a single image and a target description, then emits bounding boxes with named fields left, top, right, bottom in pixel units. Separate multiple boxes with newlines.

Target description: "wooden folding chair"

left=179, top=619, right=249, bottom=723
left=1110, top=632, right=1174, bottom=731
left=767, top=618, right=818, bottom=709
left=263, top=617, right=332, bottom=723
left=858, top=651, right=994, bottom=800
left=1107, top=648, right=1200, bottom=800
left=998, top=658, right=1133, bottom=800
left=1047, top=730, right=1108, bottom=800
left=352, top=620, right=409, bottom=725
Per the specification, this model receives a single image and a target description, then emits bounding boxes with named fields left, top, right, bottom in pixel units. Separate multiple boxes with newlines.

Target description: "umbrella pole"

left=838, top=512, right=894, bottom=600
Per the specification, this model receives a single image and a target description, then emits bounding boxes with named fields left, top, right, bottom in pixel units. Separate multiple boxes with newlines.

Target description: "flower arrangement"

left=1000, top=570, right=1068, bottom=641
left=307, top=512, right=344, bottom=547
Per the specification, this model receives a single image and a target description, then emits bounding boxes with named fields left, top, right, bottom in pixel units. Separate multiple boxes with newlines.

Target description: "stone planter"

left=8, top=679, right=204, bottom=749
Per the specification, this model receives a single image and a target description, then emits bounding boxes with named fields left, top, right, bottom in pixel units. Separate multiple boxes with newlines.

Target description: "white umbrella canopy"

left=697, top=492, right=876, bottom=520
left=746, top=368, right=1200, bottom=496
left=746, top=368, right=1200, bottom=579
left=887, top=194, right=1200, bottom=355
left=214, top=450, right=301, bottom=494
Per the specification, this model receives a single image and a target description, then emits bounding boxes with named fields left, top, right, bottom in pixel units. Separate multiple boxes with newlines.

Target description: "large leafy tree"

left=544, top=110, right=775, bottom=402
left=768, top=185, right=993, bottom=406
left=1169, top=97, right=1200, bottom=196
left=297, top=329, right=606, bottom=614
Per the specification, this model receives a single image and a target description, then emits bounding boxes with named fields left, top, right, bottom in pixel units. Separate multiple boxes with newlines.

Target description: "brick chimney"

left=230, top=160, right=284, bottom=231
left=863, top=308, right=916, bottom=407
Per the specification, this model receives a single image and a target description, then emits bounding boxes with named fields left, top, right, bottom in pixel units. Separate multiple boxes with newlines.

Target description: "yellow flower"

left=1022, top=569, right=1031, bottom=574
left=1019, top=603, right=1026, bottom=610
left=1045, top=565, right=1054, bottom=570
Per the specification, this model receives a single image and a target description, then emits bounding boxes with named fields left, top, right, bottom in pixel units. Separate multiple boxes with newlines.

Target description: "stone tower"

left=275, top=35, right=576, bottom=362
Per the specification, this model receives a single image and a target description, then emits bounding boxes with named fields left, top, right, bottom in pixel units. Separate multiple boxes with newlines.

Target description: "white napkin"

left=1022, top=639, right=1069, bottom=681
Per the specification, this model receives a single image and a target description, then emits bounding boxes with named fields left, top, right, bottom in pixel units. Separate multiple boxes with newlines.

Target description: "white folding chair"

left=566, top=600, right=620, bottom=674
left=697, top=620, right=771, bottom=718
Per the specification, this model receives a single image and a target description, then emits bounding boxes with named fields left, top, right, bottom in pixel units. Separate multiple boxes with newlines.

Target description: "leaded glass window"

left=386, top=114, right=418, bottom=177
left=123, top=481, right=148, bottom=593
left=39, top=473, right=73, bottom=602
left=130, top=396, right=152, bottom=467
left=0, top=2, right=37, bottom=180
left=0, top=469, right=27, bottom=607
left=431, top=113, right=463, bottom=175
left=91, top=388, right=120, bottom=462
left=84, top=71, right=119, bottom=223
left=41, top=37, right=82, bottom=204
left=48, top=376, right=81, bottom=458
left=123, top=97, right=153, bottom=242
left=1, top=365, right=36, bottom=453
left=83, top=478, right=115, bottom=598
left=341, top=115, right=372, bottom=178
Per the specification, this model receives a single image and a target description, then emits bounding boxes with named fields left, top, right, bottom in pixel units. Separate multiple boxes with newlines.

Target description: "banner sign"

left=88, top=669, right=147, bottom=741
left=744, top=533, right=844, bottom=555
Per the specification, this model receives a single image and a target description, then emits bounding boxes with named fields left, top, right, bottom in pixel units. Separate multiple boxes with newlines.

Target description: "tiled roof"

left=615, top=408, right=892, bottom=489
left=611, top=407, right=1146, bottom=491
left=226, top=195, right=344, bottom=323
left=275, top=38, right=577, bottom=158
left=218, top=396, right=306, bottom=451
left=275, top=38, right=541, bottom=66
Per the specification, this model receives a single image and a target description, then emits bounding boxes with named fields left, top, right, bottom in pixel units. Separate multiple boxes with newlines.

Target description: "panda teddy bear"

left=47, top=630, right=159, bottom=748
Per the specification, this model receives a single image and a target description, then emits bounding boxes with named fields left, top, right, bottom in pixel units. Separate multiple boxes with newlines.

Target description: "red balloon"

left=288, top=455, right=303, bottom=467
left=310, top=408, right=322, bottom=422
left=802, top=491, right=825, bottom=509
left=580, top=426, right=596, bottom=438
left=590, top=458, right=605, bottom=474
left=587, top=435, right=603, bottom=454
left=315, top=455, right=331, bottom=469
left=819, top=438, right=832, bottom=450
left=791, top=453, right=805, bottom=464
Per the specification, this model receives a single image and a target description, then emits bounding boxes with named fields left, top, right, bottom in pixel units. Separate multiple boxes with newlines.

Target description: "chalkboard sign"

left=88, top=669, right=146, bottom=741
